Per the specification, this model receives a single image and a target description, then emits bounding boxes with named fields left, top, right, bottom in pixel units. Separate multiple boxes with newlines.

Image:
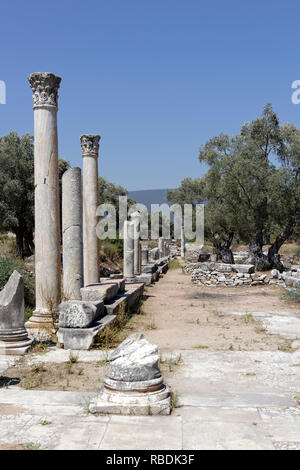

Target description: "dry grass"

left=2, top=361, right=108, bottom=392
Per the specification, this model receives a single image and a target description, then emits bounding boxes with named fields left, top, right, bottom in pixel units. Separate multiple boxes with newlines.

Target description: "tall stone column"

left=62, top=167, right=83, bottom=300
left=123, top=221, right=135, bottom=280
left=158, top=237, right=164, bottom=258
left=26, top=72, right=62, bottom=333
left=80, top=135, right=100, bottom=286
left=141, top=247, right=149, bottom=266
left=130, top=212, right=141, bottom=275
left=181, top=225, right=185, bottom=258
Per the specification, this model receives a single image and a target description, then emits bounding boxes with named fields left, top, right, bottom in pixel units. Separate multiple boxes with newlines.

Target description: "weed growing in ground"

left=169, top=259, right=181, bottom=270
left=282, top=287, right=300, bottom=303
left=68, top=351, right=79, bottom=364
left=170, top=390, right=179, bottom=410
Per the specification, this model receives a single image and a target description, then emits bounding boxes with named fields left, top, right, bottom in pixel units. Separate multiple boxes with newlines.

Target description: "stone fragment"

left=291, top=339, right=300, bottom=350
left=271, top=269, right=279, bottom=279
left=80, top=279, right=124, bottom=302
left=107, top=333, right=161, bottom=381
left=58, top=300, right=104, bottom=328
left=232, top=264, right=255, bottom=274
left=150, top=248, right=160, bottom=261
left=0, top=271, right=32, bottom=355
left=89, top=333, right=171, bottom=415
left=291, top=265, right=300, bottom=271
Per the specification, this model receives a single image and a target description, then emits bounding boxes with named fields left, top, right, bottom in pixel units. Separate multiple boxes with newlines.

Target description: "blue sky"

left=1, top=0, right=300, bottom=190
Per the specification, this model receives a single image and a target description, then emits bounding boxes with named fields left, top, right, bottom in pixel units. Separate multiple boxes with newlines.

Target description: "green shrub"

left=292, top=247, right=300, bottom=260
left=282, top=287, right=300, bottom=303
left=169, top=259, right=181, bottom=270
left=0, top=256, right=35, bottom=307
left=100, top=238, right=123, bottom=262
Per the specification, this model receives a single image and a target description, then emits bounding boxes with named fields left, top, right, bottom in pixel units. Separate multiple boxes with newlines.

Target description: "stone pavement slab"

left=219, top=310, right=300, bottom=340
left=99, top=415, right=182, bottom=450
left=0, top=349, right=299, bottom=449
left=164, top=350, right=300, bottom=407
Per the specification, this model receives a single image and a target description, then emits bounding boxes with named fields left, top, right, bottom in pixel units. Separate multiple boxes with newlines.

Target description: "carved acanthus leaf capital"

left=28, top=72, right=61, bottom=108
left=80, top=134, right=101, bottom=156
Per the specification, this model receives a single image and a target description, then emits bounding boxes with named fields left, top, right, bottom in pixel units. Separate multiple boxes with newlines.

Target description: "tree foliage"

left=168, top=105, right=300, bottom=269
left=0, top=132, right=34, bottom=257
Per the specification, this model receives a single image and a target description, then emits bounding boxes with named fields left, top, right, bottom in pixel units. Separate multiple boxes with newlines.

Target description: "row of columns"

left=123, top=226, right=171, bottom=281
left=25, top=72, right=177, bottom=333
left=26, top=72, right=101, bottom=331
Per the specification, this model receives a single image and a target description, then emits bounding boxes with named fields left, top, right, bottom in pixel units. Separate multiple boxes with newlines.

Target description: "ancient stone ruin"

left=183, top=262, right=286, bottom=287
left=0, top=271, right=32, bottom=355
left=26, top=72, right=62, bottom=338
left=13, top=71, right=174, bottom=350
left=62, top=167, right=83, bottom=300
left=90, top=333, right=171, bottom=415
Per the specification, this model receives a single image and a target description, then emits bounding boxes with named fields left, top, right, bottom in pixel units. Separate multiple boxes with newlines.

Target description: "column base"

left=0, top=328, right=33, bottom=356
left=25, top=309, right=57, bottom=342
left=89, top=380, right=171, bottom=416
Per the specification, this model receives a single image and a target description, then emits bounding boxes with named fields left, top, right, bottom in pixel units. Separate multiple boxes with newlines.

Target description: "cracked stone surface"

left=219, top=310, right=300, bottom=340
left=0, top=348, right=299, bottom=449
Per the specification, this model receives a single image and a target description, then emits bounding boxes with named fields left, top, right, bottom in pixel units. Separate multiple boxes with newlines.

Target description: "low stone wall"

left=169, top=244, right=181, bottom=257
left=282, top=265, right=300, bottom=287
left=184, top=244, right=211, bottom=263
left=183, top=262, right=286, bottom=287
left=232, top=251, right=249, bottom=263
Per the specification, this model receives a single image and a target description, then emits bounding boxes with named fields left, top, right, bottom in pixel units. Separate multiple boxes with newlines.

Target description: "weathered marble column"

left=81, top=135, right=100, bottom=286
left=26, top=73, right=62, bottom=333
left=158, top=237, right=164, bottom=258
left=130, top=211, right=141, bottom=275
left=181, top=225, right=185, bottom=258
left=141, top=247, right=149, bottom=266
left=62, top=167, right=83, bottom=300
left=123, top=221, right=135, bottom=280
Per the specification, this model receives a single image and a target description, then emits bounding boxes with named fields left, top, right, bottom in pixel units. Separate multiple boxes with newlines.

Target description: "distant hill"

left=128, top=189, right=174, bottom=211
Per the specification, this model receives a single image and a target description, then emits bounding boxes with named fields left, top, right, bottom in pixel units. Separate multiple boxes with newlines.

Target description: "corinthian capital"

left=80, top=134, right=101, bottom=156
left=28, top=72, right=61, bottom=108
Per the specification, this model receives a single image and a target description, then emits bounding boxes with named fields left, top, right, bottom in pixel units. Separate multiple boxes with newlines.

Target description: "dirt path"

left=124, top=267, right=300, bottom=353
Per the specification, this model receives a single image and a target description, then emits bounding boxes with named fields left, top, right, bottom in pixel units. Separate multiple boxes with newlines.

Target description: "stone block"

left=142, top=263, right=158, bottom=274
left=232, top=264, right=255, bottom=274
left=135, top=274, right=153, bottom=286
left=81, top=281, right=119, bottom=302
left=284, top=275, right=300, bottom=287
left=59, top=300, right=104, bottom=328
left=57, top=314, right=116, bottom=350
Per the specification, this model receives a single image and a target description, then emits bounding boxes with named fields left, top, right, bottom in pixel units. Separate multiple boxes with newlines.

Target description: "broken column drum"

left=89, top=333, right=171, bottom=415
left=0, top=271, right=32, bottom=355
left=62, top=167, right=83, bottom=300
left=123, top=221, right=135, bottom=280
